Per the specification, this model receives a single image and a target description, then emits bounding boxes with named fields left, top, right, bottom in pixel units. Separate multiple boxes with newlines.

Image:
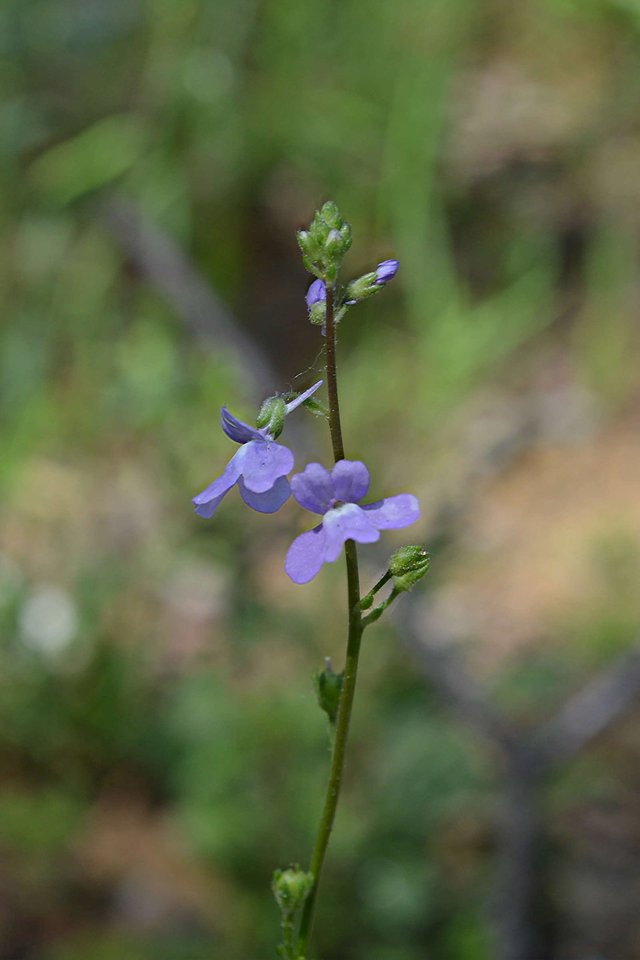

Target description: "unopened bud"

left=325, top=228, right=343, bottom=257
left=272, top=865, right=314, bottom=916
left=319, top=200, right=341, bottom=228
left=344, top=271, right=379, bottom=304
left=297, top=229, right=312, bottom=254
left=339, top=222, right=352, bottom=251
left=389, top=545, right=431, bottom=592
left=256, top=396, right=287, bottom=439
left=314, top=658, right=343, bottom=724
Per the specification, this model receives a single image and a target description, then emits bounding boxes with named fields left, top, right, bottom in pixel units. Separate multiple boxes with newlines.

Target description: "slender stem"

left=323, top=285, right=345, bottom=462
left=359, top=569, right=392, bottom=611
left=296, top=283, right=363, bottom=956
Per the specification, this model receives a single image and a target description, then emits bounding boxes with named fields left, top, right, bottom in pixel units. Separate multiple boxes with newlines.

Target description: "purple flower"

left=375, top=259, right=399, bottom=284
left=305, top=278, right=326, bottom=309
left=193, top=382, right=322, bottom=519
left=285, top=460, right=420, bottom=583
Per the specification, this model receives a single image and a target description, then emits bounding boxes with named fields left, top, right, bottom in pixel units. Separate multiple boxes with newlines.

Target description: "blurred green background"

left=2, top=0, right=640, bottom=958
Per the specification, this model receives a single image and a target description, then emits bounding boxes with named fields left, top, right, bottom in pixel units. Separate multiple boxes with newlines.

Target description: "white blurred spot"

left=19, top=585, right=78, bottom=656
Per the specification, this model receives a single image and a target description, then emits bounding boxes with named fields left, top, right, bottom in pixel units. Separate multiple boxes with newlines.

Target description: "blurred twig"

left=397, top=599, right=640, bottom=960
left=102, top=194, right=278, bottom=399
left=534, top=643, right=640, bottom=772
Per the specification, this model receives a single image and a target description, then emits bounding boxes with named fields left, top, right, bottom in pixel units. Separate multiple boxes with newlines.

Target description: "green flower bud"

left=319, top=200, right=341, bottom=229
left=339, top=222, right=352, bottom=250
left=256, top=396, right=287, bottom=439
left=272, top=865, right=314, bottom=916
left=324, top=228, right=344, bottom=258
left=345, top=272, right=379, bottom=303
left=389, top=545, right=431, bottom=592
left=297, top=229, right=312, bottom=254
left=314, top=658, right=343, bottom=724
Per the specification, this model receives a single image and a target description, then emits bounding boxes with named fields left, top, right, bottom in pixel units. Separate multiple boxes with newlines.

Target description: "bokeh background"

left=2, top=1, right=640, bottom=958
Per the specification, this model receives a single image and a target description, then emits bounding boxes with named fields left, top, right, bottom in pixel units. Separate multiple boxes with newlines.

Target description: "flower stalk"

left=295, top=280, right=364, bottom=958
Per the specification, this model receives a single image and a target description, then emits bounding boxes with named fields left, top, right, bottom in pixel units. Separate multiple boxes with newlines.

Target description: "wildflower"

left=193, top=382, right=322, bottom=519
left=285, top=460, right=420, bottom=583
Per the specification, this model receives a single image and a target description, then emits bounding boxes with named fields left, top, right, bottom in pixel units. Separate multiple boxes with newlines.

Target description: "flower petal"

left=220, top=406, right=263, bottom=444
left=192, top=447, right=245, bottom=518
left=240, top=439, right=295, bottom=493
left=291, top=462, right=334, bottom=514
left=285, top=526, right=327, bottom=583
left=331, top=460, right=370, bottom=504
left=375, top=259, right=399, bottom=284
left=323, top=503, right=380, bottom=562
left=362, top=494, right=420, bottom=530
left=284, top=380, right=323, bottom=415
left=305, top=278, right=326, bottom=309
left=238, top=475, right=290, bottom=513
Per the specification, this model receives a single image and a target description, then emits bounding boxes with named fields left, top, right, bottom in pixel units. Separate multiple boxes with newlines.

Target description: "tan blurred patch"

left=73, top=793, right=232, bottom=936
left=437, top=407, right=640, bottom=665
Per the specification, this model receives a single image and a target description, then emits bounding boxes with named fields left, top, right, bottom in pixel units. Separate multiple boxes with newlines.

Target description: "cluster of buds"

left=297, top=201, right=352, bottom=283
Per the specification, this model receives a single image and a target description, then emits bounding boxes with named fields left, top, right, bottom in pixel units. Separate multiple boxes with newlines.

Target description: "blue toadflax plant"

left=193, top=202, right=430, bottom=959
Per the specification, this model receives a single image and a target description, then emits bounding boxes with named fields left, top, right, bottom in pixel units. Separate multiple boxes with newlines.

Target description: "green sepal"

left=309, top=301, right=326, bottom=326
left=345, top=271, right=380, bottom=303
left=301, top=396, right=329, bottom=418
left=256, top=396, right=287, bottom=439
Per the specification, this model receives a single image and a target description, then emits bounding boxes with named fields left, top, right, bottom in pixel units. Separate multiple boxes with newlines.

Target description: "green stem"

left=296, top=284, right=363, bottom=956
left=358, top=569, right=392, bottom=611
left=361, top=586, right=401, bottom=628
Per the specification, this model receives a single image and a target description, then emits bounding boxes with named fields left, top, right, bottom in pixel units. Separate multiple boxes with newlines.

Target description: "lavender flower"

left=193, top=382, right=322, bottom=519
left=285, top=460, right=420, bottom=583
left=375, top=259, right=399, bottom=284
left=305, top=278, right=327, bottom=309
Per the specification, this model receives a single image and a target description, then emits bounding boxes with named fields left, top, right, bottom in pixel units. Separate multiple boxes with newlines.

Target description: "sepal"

left=256, top=396, right=287, bottom=439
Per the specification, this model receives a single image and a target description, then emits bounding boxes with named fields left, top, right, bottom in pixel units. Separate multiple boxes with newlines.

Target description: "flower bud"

left=297, top=229, right=312, bottom=254
left=272, top=865, right=314, bottom=916
left=319, top=200, right=341, bottom=228
left=256, top=396, right=287, bottom=439
left=375, top=259, right=399, bottom=284
left=314, top=658, right=343, bottom=724
left=344, top=271, right=378, bottom=304
left=389, top=545, right=431, bottom=592
left=339, top=222, right=352, bottom=251
left=324, top=228, right=344, bottom=258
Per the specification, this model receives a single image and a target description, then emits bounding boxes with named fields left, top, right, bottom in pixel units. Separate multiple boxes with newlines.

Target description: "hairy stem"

left=296, top=283, right=363, bottom=956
